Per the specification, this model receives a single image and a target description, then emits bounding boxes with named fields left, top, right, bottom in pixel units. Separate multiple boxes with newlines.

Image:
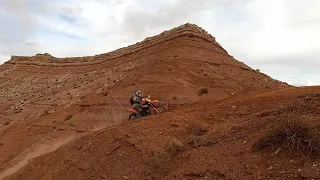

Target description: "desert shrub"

left=164, top=138, right=184, bottom=156
left=198, top=87, right=209, bottom=96
left=186, top=124, right=209, bottom=148
left=172, top=96, right=177, bottom=100
left=64, top=114, right=73, bottom=121
left=253, top=119, right=320, bottom=157
left=150, top=138, right=184, bottom=169
left=151, top=151, right=170, bottom=169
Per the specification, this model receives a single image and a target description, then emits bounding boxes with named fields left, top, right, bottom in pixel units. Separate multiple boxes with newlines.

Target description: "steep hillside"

left=4, top=86, right=320, bottom=180
left=0, top=23, right=288, bottom=123
left=0, top=23, right=291, bottom=179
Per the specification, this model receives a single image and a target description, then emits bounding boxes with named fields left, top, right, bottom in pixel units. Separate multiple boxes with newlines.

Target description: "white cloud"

left=244, top=0, right=320, bottom=57
left=0, top=0, right=319, bottom=85
left=307, top=80, right=320, bottom=86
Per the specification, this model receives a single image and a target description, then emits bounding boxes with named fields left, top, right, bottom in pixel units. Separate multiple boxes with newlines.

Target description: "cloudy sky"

left=0, top=0, right=319, bottom=86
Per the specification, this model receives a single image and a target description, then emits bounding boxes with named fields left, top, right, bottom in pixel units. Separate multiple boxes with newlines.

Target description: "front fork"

left=150, top=104, right=160, bottom=114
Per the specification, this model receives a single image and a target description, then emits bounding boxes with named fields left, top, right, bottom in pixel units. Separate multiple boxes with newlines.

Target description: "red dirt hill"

left=1, top=23, right=318, bottom=180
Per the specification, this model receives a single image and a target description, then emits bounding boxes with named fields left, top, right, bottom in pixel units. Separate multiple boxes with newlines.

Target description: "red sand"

left=1, top=23, right=318, bottom=180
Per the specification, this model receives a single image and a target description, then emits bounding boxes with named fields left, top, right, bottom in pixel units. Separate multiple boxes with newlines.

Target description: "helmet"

left=135, top=90, right=142, bottom=97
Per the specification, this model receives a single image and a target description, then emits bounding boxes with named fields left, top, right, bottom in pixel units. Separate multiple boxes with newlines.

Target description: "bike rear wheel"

left=129, top=114, right=138, bottom=121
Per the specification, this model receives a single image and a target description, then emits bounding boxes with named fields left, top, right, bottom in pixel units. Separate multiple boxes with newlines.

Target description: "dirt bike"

left=128, top=95, right=166, bottom=120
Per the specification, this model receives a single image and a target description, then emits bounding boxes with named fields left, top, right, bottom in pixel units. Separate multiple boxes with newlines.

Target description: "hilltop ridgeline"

left=7, top=23, right=228, bottom=66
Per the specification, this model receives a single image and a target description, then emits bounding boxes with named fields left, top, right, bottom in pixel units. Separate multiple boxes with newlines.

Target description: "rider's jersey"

left=132, top=95, right=142, bottom=104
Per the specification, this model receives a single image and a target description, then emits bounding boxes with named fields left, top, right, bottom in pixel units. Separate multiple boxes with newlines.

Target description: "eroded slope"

left=4, top=86, right=320, bottom=180
left=0, top=23, right=289, bottom=179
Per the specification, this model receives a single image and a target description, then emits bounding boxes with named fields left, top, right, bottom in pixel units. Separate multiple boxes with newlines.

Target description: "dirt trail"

left=0, top=133, right=78, bottom=180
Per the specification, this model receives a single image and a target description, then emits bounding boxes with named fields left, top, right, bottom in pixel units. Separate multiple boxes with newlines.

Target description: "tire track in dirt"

left=0, top=116, right=120, bottom=180
left=0, top=133, right=78, bottom=180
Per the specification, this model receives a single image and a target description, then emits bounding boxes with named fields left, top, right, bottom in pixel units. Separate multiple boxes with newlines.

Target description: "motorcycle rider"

left=130, top=90, right=152, bottom=116
left=131, top=90, right=144, bottom=114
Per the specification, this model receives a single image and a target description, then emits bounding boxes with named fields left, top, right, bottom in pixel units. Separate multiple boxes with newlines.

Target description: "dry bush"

left=187, top=134, right=201, bottom=148
left=164, top=138, right=184, bottom=156
left=151, top=151, right=170, bottom=169
left=150, top=138, right=184, bottom=169
left=185, top=124, right=208, bottom=148
left=198, top=87, right=209, bottom=96
left=64, top=114, right=73, bottom=121
left=253, top=119, right=320, bottom=157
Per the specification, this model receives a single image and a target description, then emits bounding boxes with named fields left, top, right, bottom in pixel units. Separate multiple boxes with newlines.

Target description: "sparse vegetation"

left=198, top=87, right=209, bottom=96
left=150, top=138, right=184, bottom=169
left=64, top=114, right=73, bottom=121
left=186, top=124, right=209, bottom=148
left=253, top=119, right=320, bottom=157
left=165, top=138, right=184, bottom=156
